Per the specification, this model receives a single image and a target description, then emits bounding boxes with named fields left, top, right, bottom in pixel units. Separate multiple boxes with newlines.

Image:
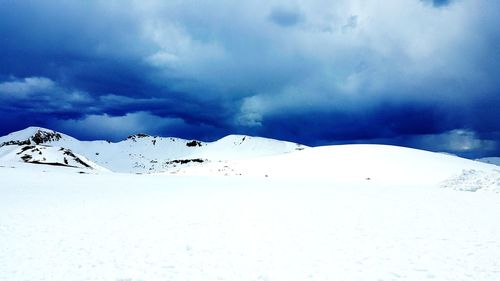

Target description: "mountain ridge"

left=1, top=126, right=499, bottom=192
left=0, top=127, right=307, bottom=173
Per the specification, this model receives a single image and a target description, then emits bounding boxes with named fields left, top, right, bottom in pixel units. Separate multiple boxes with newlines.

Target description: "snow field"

left=1, top=165, right=500, bottom=281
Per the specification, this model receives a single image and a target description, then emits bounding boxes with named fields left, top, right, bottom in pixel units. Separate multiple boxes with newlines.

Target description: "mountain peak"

left=0, top=126, right=67, bottom=147
left=31, top=129, right=63, bottom=144
left=0, top=127, right=309, bottom=173
left=15, top=126, right=55, bottom=135
left=126, top=133, right=152, bottom=141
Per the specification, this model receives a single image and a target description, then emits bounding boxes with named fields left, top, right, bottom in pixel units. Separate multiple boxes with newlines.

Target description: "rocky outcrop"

left=0, top=129, right=62, bottom=147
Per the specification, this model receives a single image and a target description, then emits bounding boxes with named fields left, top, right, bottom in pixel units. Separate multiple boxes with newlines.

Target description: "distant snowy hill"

left=0, top=144, right=108, bottom=171
left=0, top=126, right=70, bottom=146
left=1, top=127, right=499, bottom=192
left=0, top=127, right=306, bottom=173
left=173, top=143, right=500, bottom=192
left=476, top=157, right=500, bottom=166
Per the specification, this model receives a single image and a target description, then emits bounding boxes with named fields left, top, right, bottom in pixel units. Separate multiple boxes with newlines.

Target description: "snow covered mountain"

left=2, top=127, right=500, bottom=280
left=0, top=128, right=109, bottom=171
left=0, top=127, right=306, bottom=173
left=173, top=143, right=500, bottom=192
left=0, top=126, right=66, bottom=146
left=1, top=126, right=498, bottom=192
left=0, top=144, right=109, bottom=171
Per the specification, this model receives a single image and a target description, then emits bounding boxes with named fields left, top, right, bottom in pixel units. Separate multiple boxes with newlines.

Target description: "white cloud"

left=0, top=76, right=94, bottom=112
left=53, top=112, right=188, bottom=140
left=6, top=0, right=497, bottom=116
left=130, top=0, right=500, bottom=112
left=52, top=111, right=225, bottom=141
left=0, top=77, right=55, bottom=96
left=236, top=96, right=264, bottom=127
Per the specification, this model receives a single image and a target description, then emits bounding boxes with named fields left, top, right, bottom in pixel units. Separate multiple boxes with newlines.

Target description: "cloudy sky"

left=0, top=0, right=498, bottom=157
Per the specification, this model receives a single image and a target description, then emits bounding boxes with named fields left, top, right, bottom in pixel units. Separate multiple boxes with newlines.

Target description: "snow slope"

left=441, top=169, right=500, bottom=193
left=1, top=164, right=500, bottom=281
left=1, top=127, right=498, bottom=191
left=0, top=127, right=306, bottom=173
left=477, top=157, right=500, bottom=166
left=0, top=126, right=66, bottom=145
left=1, top=127, right=499, bottom=192
left=0, top=144, right=108, bottom=171
left=174, top=144, right=500, bottom=190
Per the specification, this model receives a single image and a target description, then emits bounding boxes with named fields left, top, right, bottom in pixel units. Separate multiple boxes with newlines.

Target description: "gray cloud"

left=344, top=129, right=498, bottom=158
left=421, top=0, right=452, bottom=7
left=269, top=7, right=304, bottom=27
left=52, top=111, right=224, bottom=141
left=0, top=77, right=94, bottom=115
left=0, top=0, right=499, bottom=156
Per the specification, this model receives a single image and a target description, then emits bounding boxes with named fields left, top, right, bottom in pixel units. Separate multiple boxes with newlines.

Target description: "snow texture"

left=1, top=164, right=500, bottom=281
left=440, top=169, right=500, bottom=193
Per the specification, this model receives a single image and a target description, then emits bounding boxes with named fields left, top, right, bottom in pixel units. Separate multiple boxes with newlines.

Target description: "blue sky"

left=0, top=0, right=499, bottom=157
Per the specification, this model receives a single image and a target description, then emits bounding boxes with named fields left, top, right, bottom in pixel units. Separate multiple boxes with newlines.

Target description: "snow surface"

left=1, top=164, right=500, bottom=281
left=440, top=169, right=500, bottom=193
left=173, top=144, right=498, bottom=186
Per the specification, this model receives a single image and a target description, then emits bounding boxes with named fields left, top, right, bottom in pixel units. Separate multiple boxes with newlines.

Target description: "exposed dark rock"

left=30, top=161, right=78, bottom=168
left=16, top=145, right=36, bottom=154
left=21, top=154, right=32, bottom=162
left=166, top=158, right=204, bottom=165
left=31, top=130, right=62, bottom=144
left=186, top=140, right=202, bottom=147
left=127, top=133, right=150, bottom=141
left=1, top=129, right=62, bottom=147
left=63, top=149, right=92, bottom=168
left=0, top=140, right=31, bottom=147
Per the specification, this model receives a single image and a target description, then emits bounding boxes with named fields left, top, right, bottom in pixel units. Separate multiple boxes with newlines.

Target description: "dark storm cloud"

left=0, top=0, right=499, bottom=157
left=254, top=102, right=456, bottom=142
